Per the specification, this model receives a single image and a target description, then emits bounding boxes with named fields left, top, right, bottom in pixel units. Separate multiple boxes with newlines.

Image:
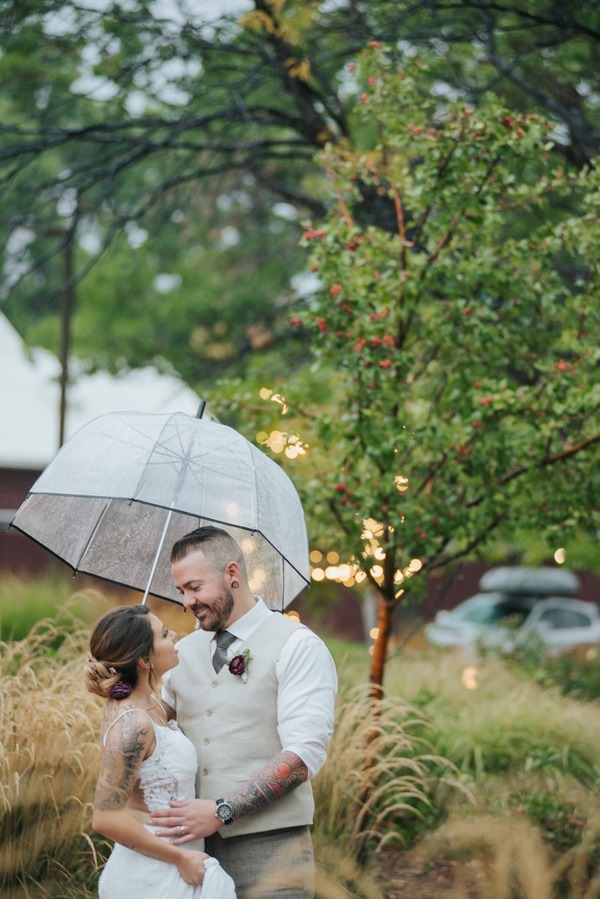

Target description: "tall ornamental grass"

left=421, top=810, right=600, bottom=898
left=312, top=684, right=470, bottom=856
left=0, top=613, right=105, bottom=897
left=1, top=601, right=460, bottom=897
left=380, top=647, right=600, bottom=896
left=382, top=649, right=600, bottom=784
left=3, top=588, right=600, bottom=896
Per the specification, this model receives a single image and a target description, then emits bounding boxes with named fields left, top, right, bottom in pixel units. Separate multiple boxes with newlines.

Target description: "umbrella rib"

left=255, top=529, right=310, bottom=585
left=249, top=439, right=260, bottom=533
left=142, top=505, right=174, bottom=605
left=73, top=498, right=113, bottom=572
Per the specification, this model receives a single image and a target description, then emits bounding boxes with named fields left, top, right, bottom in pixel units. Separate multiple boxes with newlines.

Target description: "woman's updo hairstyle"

left=85, top=604, right=154, bottom=700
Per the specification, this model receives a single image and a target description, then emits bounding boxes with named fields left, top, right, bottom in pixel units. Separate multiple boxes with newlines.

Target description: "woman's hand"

left=176, top=849, right=209, bottom=886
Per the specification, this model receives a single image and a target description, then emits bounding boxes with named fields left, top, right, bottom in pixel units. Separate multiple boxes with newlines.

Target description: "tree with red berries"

left=1, top=0, right=598, bottom=382
left=285, top=46, right=599, bottom=690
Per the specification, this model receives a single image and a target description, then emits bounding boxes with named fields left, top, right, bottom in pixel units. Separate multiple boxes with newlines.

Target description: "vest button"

left=203, top=737, right=210, bottom=745
left=206, top=708, right=213, bottom=716
left=202, top=768, right=209, bottom=776
left=211, top=681, right=218, bottom=687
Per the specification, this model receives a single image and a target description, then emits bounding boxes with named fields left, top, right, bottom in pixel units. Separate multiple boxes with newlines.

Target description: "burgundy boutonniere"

left=228, top=648, right=253, bottom=684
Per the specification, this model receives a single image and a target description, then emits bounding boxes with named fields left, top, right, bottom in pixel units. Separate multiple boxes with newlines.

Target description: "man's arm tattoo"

left=94, top=713, right=150, bottom=811
left=226, top=750, right=308, bottom=819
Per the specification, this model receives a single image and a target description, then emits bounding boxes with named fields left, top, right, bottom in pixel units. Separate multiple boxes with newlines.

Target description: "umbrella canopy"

left=10, top=410, right=310, bottom=609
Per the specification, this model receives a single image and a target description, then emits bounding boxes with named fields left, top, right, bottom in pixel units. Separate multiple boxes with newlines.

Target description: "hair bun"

left=85, top=656, right=122, bottom=699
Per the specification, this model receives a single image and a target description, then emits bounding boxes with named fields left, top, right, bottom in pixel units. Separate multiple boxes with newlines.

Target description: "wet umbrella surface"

left=11, top=410, right=310, bottom=610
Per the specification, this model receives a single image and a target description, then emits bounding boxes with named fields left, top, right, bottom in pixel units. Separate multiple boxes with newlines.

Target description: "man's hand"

left=149, top=799, right=223, bottom=843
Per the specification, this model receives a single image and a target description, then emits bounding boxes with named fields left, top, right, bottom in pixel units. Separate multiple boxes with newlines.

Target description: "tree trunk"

left=58, top=228, right=76, bottom=449
left=355, top=589, right=395, bottom=860
left=369, top=591, right=394, bottom=697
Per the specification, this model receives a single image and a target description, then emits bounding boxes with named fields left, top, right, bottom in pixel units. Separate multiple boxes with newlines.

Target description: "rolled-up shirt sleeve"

left=276, top=628, right=338, bottom=778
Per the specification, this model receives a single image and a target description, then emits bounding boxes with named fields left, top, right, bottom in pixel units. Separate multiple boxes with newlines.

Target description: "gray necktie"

left=212, top=630, right=237, bottom=673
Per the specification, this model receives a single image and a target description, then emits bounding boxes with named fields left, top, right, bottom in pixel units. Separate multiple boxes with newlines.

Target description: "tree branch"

left=465, top=433, right=600, bottom=509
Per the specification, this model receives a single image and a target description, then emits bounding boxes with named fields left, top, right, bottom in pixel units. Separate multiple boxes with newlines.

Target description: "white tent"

left=0, top=313, right=202, bottom=470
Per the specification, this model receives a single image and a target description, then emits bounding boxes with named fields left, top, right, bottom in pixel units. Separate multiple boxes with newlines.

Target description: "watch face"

left=216, top=801, right=233, bottom=822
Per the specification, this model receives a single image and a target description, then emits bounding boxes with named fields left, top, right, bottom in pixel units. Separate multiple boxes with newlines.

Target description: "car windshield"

left=460, top=600, right=529, bottom=627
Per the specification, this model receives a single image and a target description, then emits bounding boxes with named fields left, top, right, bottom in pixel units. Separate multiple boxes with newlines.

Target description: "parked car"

left=478, top=566, right=580, bottom=597
left=425, top=593, right=600, bottom=652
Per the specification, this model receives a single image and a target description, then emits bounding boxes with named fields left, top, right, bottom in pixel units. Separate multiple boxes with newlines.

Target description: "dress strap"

left=102, top=707, right=155, bottom=746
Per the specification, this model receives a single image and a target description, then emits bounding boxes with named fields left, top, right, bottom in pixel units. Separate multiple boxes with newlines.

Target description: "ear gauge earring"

left=231, top=580, right=239, bottom=589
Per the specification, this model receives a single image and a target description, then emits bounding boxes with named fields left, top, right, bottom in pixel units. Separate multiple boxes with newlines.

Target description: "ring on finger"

left=179, top=825, right=186, bottom=834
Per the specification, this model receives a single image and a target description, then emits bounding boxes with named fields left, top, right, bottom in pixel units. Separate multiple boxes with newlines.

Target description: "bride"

left=85, top=604, right=236, bottom=898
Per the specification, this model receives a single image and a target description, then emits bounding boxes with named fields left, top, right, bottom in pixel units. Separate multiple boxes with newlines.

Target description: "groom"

left=150, top=526, right=338, bottom=898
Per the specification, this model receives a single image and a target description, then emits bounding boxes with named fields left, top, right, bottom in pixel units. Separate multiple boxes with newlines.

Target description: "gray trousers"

left=204, top=825, right=314, bottom=899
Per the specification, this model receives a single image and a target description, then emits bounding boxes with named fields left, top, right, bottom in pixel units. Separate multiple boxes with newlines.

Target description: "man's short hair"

left=170, top=525, right=247, bottom=578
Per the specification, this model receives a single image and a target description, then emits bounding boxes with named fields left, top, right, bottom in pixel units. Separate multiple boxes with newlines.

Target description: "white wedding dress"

left=98, top=710, right=236, bottom=899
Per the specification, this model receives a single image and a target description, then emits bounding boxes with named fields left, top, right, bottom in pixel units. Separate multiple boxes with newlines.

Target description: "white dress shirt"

left=162, top=598, right=338, bottom=778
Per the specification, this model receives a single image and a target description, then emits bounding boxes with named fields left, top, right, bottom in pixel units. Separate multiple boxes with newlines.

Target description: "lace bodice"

left=138, top=720, right=198, bottom=812
left=103, top=710, right=198, bottom=813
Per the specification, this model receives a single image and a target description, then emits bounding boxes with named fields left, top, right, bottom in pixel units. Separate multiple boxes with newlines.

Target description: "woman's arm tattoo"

left=94, top=713, right=150, bottom=811
left=226, top=750, right=308, bottom=819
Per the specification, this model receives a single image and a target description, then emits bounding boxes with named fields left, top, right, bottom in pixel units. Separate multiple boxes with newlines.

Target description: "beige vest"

left=169, top=612, right=314, bottom=838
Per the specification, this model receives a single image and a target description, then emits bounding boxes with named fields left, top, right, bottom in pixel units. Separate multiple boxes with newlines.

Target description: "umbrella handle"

left=142, top=505, right=174, bottom=604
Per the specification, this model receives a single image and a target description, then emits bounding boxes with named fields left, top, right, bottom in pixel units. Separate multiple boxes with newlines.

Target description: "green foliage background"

left=0, top=3, right=597, bottom=683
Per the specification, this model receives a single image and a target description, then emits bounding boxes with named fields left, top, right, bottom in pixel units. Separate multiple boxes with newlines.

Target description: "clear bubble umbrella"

left=10, top=407, right=310, bottom=610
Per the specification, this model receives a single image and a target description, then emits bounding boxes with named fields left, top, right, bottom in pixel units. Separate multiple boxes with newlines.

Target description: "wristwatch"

left=215, top=798, right=234, bottom=825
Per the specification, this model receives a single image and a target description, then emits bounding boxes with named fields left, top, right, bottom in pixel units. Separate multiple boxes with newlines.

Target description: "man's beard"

left=192, top=580, right=235, bottom=632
